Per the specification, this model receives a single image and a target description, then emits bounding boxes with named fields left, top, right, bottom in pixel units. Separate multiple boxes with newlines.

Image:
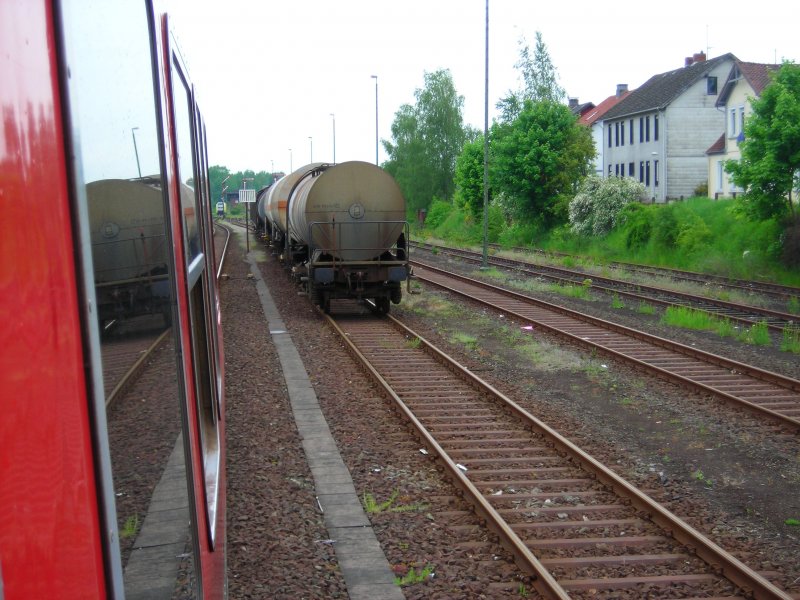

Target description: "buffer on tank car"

left=272, top=161, right=410, bottom=314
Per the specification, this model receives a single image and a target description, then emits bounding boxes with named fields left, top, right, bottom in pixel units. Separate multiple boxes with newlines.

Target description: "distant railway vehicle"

left=266, top=161, right=410, bottom=313
left=1, top=1, right=227, bottom=598
left=216, top=200, right=225, bottom=217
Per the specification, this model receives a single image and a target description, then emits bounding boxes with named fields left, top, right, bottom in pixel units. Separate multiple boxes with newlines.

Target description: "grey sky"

left=168, top=0, right=799, bottom=175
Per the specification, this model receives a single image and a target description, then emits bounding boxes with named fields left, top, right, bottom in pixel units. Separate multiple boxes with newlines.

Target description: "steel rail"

left=413, top=242, right=798, bottom=332
left=323, top=308, right=792, bottom=599
left=413, top=260, right=800, bottom=432
left=479, top=241, right=800, bottom=301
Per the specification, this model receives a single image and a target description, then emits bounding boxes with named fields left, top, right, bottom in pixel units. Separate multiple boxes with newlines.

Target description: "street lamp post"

left=330, top=113, right=336, bottom=164
left=482, top=0, right=490, bottom=268
left=289, top=148, right=292, bottom=173
left=370, top=75, right=378, bottom=165
left=131, top=127, right=142, bottom=178
left=309, top=137, right=313, bottom=163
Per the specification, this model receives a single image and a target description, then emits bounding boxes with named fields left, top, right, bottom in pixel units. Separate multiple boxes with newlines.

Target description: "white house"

left=578, top=85, right=631, bottom=176
left=600, top=52, right=737, bottom=202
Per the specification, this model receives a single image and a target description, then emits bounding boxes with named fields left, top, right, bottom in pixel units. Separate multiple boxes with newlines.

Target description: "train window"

left=172, top=68, right=202, bottom=267
left=59, top=0, right=198, bottom=596
left=171, top=55, right=222, bottom=547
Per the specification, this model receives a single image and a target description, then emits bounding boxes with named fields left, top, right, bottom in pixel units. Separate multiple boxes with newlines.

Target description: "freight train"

left=264, top=161, right=410, bottom=313
left=1, top=1, right=226, bottom=598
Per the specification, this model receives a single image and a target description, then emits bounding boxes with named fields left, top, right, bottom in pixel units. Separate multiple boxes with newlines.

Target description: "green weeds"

left=121, top=515, right=139, bottom=539
left=394, top=564, right=435, bottom=586
left=637, top=301, right=656, bottom=315
left=362, top=490, right=429, bottom=514
left=780, top=324, right=800, bottom=354
left=611, top=293, right=625, bottom=309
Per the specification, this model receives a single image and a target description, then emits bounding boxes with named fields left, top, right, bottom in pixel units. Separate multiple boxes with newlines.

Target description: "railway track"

left=412, top=242, right=799, bottom=333
left=103, top=224, right=232, bottom=406
left=411, top=260, right=800, bottom=433
left=485, top=242, right=800, bottom=303
left=325, top=306, right=794, bottom=599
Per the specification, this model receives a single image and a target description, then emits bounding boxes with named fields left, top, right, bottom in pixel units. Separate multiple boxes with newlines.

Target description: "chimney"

left=693, top=51, right=706, bottom=63
left=568, top=97, right=578, bottom=109
left=616, top=83, right=628, bottom=97
left=685, top=56, right=694, bottom=67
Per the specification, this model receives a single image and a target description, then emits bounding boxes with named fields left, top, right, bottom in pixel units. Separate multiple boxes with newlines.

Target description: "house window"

left=739, top=106, right=746, bottom=138
left=707, top=76, right=718, bottom=95
left=615, top=163, right=619, bottom=176
left=639, top=161, right=644, bottom=182
left=620, top=122, right=625, bottom=146
left=654, top=115, right=659, bottom=141
left=645, top=116, right=650, bottom=142
left=639, top=117, right=644, bottom=142
left=615, top=122, right=619, bottom=146
left=654, top=160, right=659, bottom=187
left=645, top=160, right=651, bottom=186
left=629, top=119, right=634, bottom=144
left=608, top=124, right=612, bottom=147
left=716, top=160, right=724, bottom=192
left=628, top=162, right=634, bottom=176
left=608, top=164, right=612, bottom=177
left=730, top=108, right=737, bottom=137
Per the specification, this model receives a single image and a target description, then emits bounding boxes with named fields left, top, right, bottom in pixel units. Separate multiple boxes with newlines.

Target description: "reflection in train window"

left=60, top=0, right=197, bottom=593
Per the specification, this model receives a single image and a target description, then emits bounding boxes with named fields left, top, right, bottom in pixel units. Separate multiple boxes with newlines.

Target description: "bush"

left=620, top=203, right=653, bottom=249
left=424, top=199, right=452, bottom=229
left=569, top=176, right=646, bottom=237
left=652, top=206, right=679, bottom=248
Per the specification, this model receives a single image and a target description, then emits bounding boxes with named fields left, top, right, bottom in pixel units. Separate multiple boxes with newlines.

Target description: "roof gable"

left=717, top=60, right=779, bottom=105
left=602, top=53, right=737, bottom=120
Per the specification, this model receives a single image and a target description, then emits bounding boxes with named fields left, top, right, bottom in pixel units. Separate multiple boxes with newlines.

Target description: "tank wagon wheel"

left=309, top=283, right=321, bottom=307
left=375, top=297, right=390, bottom=314
left=390, top=286, right=402, bottom=305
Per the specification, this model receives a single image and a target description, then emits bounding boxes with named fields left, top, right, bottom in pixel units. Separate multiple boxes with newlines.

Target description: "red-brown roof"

left=706, top=133, right=726, bottom=155
left=579, top=91, right=632, bottom=126
left=738, top=61, right=779, bottom=95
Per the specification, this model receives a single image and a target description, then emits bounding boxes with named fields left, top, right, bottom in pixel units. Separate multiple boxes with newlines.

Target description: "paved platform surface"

left=248, top=253, right=404, bottom=600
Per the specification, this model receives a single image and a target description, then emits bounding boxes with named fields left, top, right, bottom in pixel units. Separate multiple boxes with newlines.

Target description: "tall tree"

left=491, top=99, right=594, bottom=227
left=383, top=69, right=467, bottom=211
left=726, top=61, right=800, bottom=220
left=496, top=32, right=565, bottom=122
left=454, top=135, right=487, bottom=219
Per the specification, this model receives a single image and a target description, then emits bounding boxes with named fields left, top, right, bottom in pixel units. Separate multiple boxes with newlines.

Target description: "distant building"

left=601, top=52, right=737, bottom=202
left=706, top=61, right=779, bottom=199
left=578, top=84, right=631, bottom=176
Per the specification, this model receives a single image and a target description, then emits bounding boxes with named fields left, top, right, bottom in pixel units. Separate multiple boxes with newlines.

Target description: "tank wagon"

left=268, top=161, right=409, bottom=313
left=87, top=177, right=172, bottom=329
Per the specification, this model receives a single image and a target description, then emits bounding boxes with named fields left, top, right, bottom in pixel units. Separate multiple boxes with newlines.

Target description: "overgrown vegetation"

left=420, top=196, right=800, bottom=286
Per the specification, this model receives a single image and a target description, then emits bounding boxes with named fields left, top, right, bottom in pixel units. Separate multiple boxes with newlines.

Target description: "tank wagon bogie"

left=268, top=161, right=409, bottom=313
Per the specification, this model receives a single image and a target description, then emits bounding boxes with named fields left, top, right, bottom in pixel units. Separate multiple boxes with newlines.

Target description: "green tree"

left=491, top=99, right=594, bottom=227
left=383, top=69, right=467, bottom=211
left=726, top=61, right=800, bottom=220
left=496, top=32, right=565, bottom=123
left=454, top=135, right=487, bottom=219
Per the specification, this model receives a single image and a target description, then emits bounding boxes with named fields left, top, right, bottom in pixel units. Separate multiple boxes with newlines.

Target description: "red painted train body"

left=1, top=1, right=226, bottom=598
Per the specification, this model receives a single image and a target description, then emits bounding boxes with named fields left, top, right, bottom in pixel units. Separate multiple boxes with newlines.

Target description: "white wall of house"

left=590, top=122, right=604, bottom=176
left=664, top=61, right=733, bottom=199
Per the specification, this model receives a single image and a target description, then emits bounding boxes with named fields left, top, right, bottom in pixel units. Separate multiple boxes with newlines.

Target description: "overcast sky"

left=167, top=0, right=799, bottom=176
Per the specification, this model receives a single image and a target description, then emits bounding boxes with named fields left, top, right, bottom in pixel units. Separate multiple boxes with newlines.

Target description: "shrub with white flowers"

left=568, top=175, right=646, bottom=237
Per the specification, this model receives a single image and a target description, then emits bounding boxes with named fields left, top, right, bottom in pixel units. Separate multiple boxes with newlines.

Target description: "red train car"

left=1, top=1, right=226, bottom=598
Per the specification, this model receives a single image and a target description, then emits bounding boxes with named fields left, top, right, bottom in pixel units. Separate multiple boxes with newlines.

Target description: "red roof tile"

left=579, top=91, right=631, bottom=126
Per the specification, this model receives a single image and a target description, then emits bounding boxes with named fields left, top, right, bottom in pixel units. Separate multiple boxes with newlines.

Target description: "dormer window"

left=707, top=76, right=718, bottom=95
